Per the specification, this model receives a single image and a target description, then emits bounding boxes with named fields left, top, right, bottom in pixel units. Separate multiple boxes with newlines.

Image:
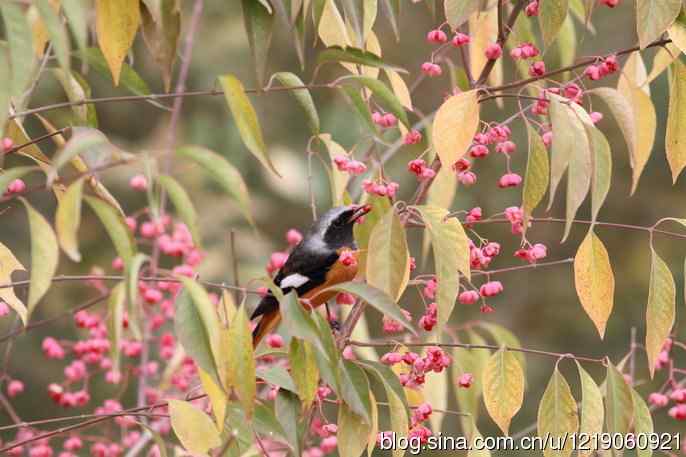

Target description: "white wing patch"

left=279, top=273, right=310, bottom=289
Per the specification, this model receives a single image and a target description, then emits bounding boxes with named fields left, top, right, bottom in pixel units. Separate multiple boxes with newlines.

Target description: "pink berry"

left=128, top=174, right=148, bottom=191
left=0, top=301, right=10, bottom=317
left=458, top=290, right=479, bottom=305
left=266, top=334, right=284, bottom=348
left=452, top=32, right=471, bottom=47
left=421, top=62, right=442, bottom=77
left=403, top=130, right=423, bottom=145
left=470, top=144, right=489, bottom=158
left=648, top=392, right=669, bottom=407
left=458, top=171, right=477, bottom=186
left=336, top=292, right=356, bottom=305
left=525, top=0, right=539, bottom=16
left=480, top=281, right=503, bottom=297
left=426, top=29, right=448, bottom=44
left=498, top=173, right=522, bottom=188
left=590, top=112, right=603, bottom=124
left=584, top=65, right=602, bottom=80
left=286, top=229, right=303, bottom=246
left=339, top=250, right=357, bottom=267
left=529, top=61, right=546, bottom=76
left=495, top=141, right=516, bottom=154
left=2, top=137, right=14, bottom=152
left=6, top=179, right=26, bottom=194
left=457, top=373, right=474, bottom=388
left=600, top=0, right=620, bottom=7
left=484, top=43, right=502, bottom=60
left=7, top=379, right=24, bottom=397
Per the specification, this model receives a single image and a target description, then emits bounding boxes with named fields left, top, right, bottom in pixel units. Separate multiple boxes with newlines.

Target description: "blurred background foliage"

left=1, top=0, right=685, bottom=453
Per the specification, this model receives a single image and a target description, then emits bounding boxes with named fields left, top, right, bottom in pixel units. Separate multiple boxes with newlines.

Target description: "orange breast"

left=301, top=250, right=359, bottom=308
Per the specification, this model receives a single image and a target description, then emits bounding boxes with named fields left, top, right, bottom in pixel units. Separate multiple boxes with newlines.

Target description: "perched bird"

left=251, top=204, right=372, bottom=346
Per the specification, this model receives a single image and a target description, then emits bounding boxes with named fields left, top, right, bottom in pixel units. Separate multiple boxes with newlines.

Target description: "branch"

left=347, top=339, right=607, bottom=365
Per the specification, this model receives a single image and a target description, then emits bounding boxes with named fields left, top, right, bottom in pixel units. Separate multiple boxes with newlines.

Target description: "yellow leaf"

left=646, top=43, right=680, bottom=85
left=636, top=0, right=681, bottom=49
left=319, top=133, right=350, bottom=205
left=631, top=388, right=655, bottom=457
left=432, top=90, right=479, bottom=171
left=575, top=361, right=604, bottom=457
left=669, top=14, right=686, bottom=55
left=0, top=242, right=27, bottom=324
left=539, top=0, right=569, bottom=47
left=318, top=0, right=350, bottom=47
left=385, top=68, right=413, bottom=110
left=366, top=208, right=410, bottom=301
left=337, top=403, right=371, bottom=457
left=482, top=346, right=524, bottom=435
left=168, top=399, right=221, bottom=455
left=537, top=367, right=578, bottom=457
left=469, top=7, right=500, bottom=85
left=95, top=0, right=140, bottom=86
left=227, top=305, right=256, bottom=417
left=574, top=230, right=615, bottom=339
left=522, top=123, right=549, bottom=228
left=55, top=178, right=84, bottom=262
left=620, top=52, right=650, bottom=94
left=198, top=367, right=227, bottom=429
left=423, top=363, right=448, bottom=433
left=646, top=248, right=675, bottom=378
left=288, top=338, right=319, bottom=409
left=666, top=58, right=686, bottom=182
left=604, top=362, right=634, bottom=435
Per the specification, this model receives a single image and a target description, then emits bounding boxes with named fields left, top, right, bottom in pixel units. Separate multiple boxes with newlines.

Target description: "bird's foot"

left=329, top=319, right=341, bottom=332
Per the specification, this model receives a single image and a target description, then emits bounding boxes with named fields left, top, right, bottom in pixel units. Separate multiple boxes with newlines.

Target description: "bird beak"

left=347, top=204, right=372, bottom=223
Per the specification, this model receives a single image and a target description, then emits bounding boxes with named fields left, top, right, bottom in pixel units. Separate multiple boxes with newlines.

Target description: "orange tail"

left=252, top=310, right=282, bottom=348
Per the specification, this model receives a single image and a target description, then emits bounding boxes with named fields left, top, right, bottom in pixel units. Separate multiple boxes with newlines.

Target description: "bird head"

left=310, top=204, right=372, bottom=249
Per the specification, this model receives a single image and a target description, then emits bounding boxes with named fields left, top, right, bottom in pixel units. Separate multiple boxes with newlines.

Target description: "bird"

left=251, top=204, right=372, bottom=346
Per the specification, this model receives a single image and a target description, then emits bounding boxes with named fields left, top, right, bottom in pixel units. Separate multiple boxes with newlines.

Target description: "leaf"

left=0, top=48, right=9, bottom=137
left=219, top=74, right=280, bottom=177
left=479, top=323, right=526, bottom=372
left=631, top=388, right=654, bottom=457
left=61, top=0, right=88, bottom=52
left=318, top=133, right=350, bottom=205
left=605, top=362, right=634, bottom=436
left=52, top=69, right=98, bottom=127
left=319, top=282, right=415, bottom=334
left=2, top=2, right=35, bottom=98
left=575, top=361, right=604, bottom=457
left=288, top=338, right=319, bottom=408
left=669, top=11, right=686, bottom=55
left=176, top=145, right=254, bottom=225
left=80, top=48, right=154, bottom=98
left=354, top=194, right=391, bottom=272
left=107, top=283, right=125, bottom=376
left=424, top=364, right=448, bottom=432
left=140, top=0, right=180, bottom=92
left=574, top=230, right=615, bottom=339
left=157, top=175, right=200, bottom=246
left=522, top=123, right=550, bottom=227
left=48, top=128, right=111, bottom=185
left=55, top=178, right=85, bottom=262
left=124, top=253, right=147, bottom=340
left=646, top=248, right=675, bottom=378
left=168, top=399, right=221, bottom=455
left=414, top=205, right=471, bottom=332
left=341, top=0, right=363, bottom=47
left=592, top=87, right=655, bottom=194
left=482, top=346, right=525, bottom=435
left=539, top=0, right=569, bottom=47
left=537, top=367, right=578, bottom=457
left=344, top=75, right=409, bottom=128
left=316, top=46, right=405, bottom=72
left=241, top=0, right=274, bottom=85
left=432, top=90, right=479, bottom=169
left=338, top=403, right=371, bottom=457
left=318, top=0, right=351, bottom=47
left=273, top=72, right=320, bottom=135
left=366, top=208, right=410, bottom=301
left=556, top=15, right=576, bottom=69
left=585, top=123, right=612, bottom=223
left=342, top=85, right=377, bottom=134
left=280, top=291, right=326, bottom=353
left=445, top=0, right=480, bottom=29
left=256, top=365, right=297, bottom=393
left=646, top=43, right=680, bottom=84
left=636, top=0, right=681, bottom=49
left=0, top=166, right=40, bottom=196
left=84, top=196, right=136, bottom=264
left=380, top=0, right=400, bottom=41
left=339, top=360, right=373, bottom=424
left=0, top=242, right=28, bottom=324
left=95, top=0, right=141, bottom=85
left=20, top=198, right=59, bottom=316
left=35, top=0, right=70, bottom=74
left=174, top=278, right=223, bottom=383
left=275, top=390, right=301, bottom=455
left=666, top=58, right=686, bottom=183
left=227, top=305, right=256, bottom=418
left=452, top=331, right=491, bottom=431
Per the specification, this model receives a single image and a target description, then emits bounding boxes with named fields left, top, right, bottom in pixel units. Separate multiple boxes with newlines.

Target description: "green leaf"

left=666, top=58, right=686, bottom=183
left=605, top=362, right=634, bottom=436
left=140, top=0, right=180, bottom=92
left=52, top=69, right=98, bottom=127
left=84, top=196, right=136, bottom=264
left=636, top=0, right=681, bottom=49
left=362, top=0, right=378, bottom=42
left=319, top=282, right=415, bottom=334
left=0, top=242, right=27, bottom=324
left=55, top=178, right=85, bottom=262
left=280, top=291, right=325, bottom=353
left=20, top=198, right=59, bottom=316
left=444, top=0, right=480, bottom=29
left=537, top=367, right=578, bottom=457
left=124, top=253, right=147, bottom=340
left=366, top=207, right=410, bottom=301
left=522, top=123, right=550, bottom=228
left=556, top=15, right=576, bottom=69
left=380, top=0, right=400, bottom=41
left=107, top=283, right=125, bottom=376
left=414, top=205, right=470, bottom=332
left=479, top=323, right=526, bottom=372
left=2, top=2, right=35, bottom=98
left=452, top=331, right=491, bottom=431
left=574, top=230, right=615, bottom=339
left=591, top=87, right=654, bottom=195
left=176, top=145, right=254, bottom=225
left=48, top=128, right=110, bottom=185
left=61, top=0, right=88, bottom=52
left=289, top=338, right=320, bottom=409
left=317, top=46, right=405, bottom=72
left=318, top=133, right=351, bottom=205
left=432, top=90, right=480, bottom=168
left=256, top=364, right=296, bottom=393
left=646, top=248, right=675, bottom=378
left=343, top=75, right=409, bottom=128
left=168, top=399, right=221, bottom=454
left=539, top=0, right=569, bottom=47
left=174, top=278, right=223, bottom=383
left=354, top=194, right=391, bottom=272
left=241, top=0, right=274, bottom=85
left=227, top=305, right=256, bottom=418
left=585, top=123, right=612, bottom=223
left=0, top=166, right=40, bottom=197
left=275, top=390, right=302, bottom=456
left=576, top=361, right=604, bottom=457
left=482, top=346, right=524, bottom=435
left=339, top=360, right=373, bottom=424
left=338, top=402, right=372, bottom=457
left=342, top=85, right=378, bottom=134
left=631, top=388, right=654, bottom=457
left=80, top=48, right=154, bottom=98
left=35, top=0, right=70, bottom=74
left=157, top=175, right=200, bottom=246
left=341, top=0, right=363, bottom=47
left=273, top=72, right=320, bottom=135
left=0, top=48, right=9, bottom=137
left=219, top=74, right=280, bottom=177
